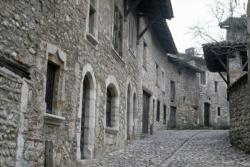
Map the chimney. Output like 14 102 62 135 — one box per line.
185 47 195 56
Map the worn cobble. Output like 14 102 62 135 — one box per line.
87 130 250 167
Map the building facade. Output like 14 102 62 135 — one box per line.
0 0 177 166
0 0 230 166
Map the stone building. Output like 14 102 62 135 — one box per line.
203 7 250 152
0 0 179 166
174 49 229 129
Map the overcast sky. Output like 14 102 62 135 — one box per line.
168 0 247 53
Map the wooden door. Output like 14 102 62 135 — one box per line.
163 105 167 124
142 92 150 134
170 106 176 128
204 103 210 127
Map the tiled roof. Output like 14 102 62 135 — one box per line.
138 0 178 54
167 54 203 73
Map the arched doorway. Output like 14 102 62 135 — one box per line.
127 84 132 139
80 73 94 159
132 92 137 136
77 64 96 160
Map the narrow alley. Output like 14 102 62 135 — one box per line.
86 130 250 167
1 0 250 166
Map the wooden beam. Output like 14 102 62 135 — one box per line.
218 72 228 85
137 14 160 40
125 0 142 17
226 54 230 86
214 53 228 72
242 61 248 71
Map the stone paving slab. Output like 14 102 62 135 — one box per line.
86 130 250 167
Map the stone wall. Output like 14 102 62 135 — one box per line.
229 74 250 153
139 25 201 130
0 69 22 167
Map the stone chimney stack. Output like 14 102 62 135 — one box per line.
185 47 195 56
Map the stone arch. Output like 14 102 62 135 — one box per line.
77 64 96 160
105 76 120 129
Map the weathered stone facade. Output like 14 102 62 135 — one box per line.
175 51 229 129
197 63 230 128
0 0 230 166
229 74 250 153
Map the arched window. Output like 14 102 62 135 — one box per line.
106 87 112 127
106 84 118 128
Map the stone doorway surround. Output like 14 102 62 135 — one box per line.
76 64 96 160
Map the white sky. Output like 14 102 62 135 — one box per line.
168 0 247 53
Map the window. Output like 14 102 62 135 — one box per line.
152 99 155 116
163 105 167 124
156 100 160 122
170 81 175 102
113 5 123 56
142 41 147 68
156 64 159 86
162 71 165 91
105 83 119 128
45 61 59 114
200 72 206 85
214 81 218 92
106 88 112 127
217 107 221 116
88 0 97 36
129 13 137 54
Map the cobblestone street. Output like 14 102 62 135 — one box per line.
87 130 250 167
